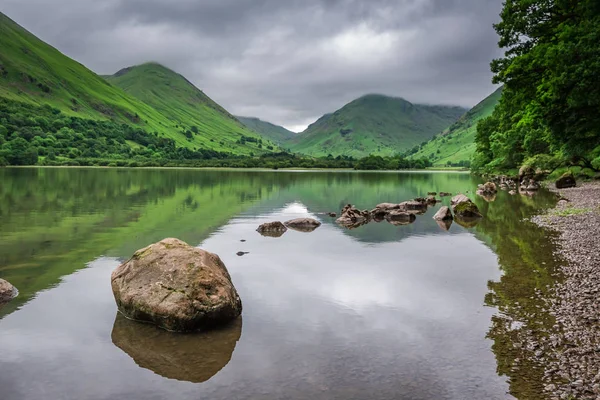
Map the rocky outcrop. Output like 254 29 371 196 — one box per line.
111 238 242 332
519 165 535 181
0 278 16 305
384 210 416 225
112 313 241 383
451 194 482 219
284 218 321 232
556 172 576 189
257 221 288 237
336 204 371 228
433 206 453 221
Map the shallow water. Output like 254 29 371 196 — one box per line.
0 168 558 400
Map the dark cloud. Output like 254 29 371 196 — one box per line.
2 0 504 131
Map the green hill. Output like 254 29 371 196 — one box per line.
287 94 466 158
0 12 270 160
105 63 276 153
235 116 296 144
408 87 502 167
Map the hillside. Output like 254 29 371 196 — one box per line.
287 94 466 158
235 116 296 144
105 63 276 153
0 12 270 159
409 87 502 167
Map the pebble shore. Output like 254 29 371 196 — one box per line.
532 182 600 399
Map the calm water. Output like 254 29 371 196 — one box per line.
0 168 559 400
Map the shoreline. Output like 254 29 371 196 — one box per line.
531 181 600 399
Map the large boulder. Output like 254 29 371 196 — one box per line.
433 206 453 221
0 278 16 305
112 313 242 383
451 194 482 219
111 238 242 332
556 172 576 189
284 218 321 232
336 204 371 228
257 221 287 237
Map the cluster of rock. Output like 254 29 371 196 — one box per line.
111 238 242 333
0 278 17 308
335 194 482 231
256 218 322 237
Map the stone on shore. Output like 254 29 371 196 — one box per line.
433 206 453 221
0 278 16 305
451 194 482 219
284 218 321 232
256 221 288 237
556 172 576 189
111 238 242 332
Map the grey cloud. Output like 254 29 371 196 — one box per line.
2 0 504 131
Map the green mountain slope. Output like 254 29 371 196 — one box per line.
287 94 466 158
0 12 269 156
409 87 502 166
105 63 276 153
235 116 296 144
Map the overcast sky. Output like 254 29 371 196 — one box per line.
3 0 503 132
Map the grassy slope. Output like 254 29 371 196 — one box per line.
0 13 269 155
235 116 296 144
288 94 466 158
410 87 502 166
105 63 277 154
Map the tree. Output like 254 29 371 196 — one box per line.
474 0 600 172
3 137 38 165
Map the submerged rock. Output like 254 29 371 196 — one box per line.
454 216 481 229
556 172 576 189
328 212 337 218
384 210 416 225
284 218 321 232
112 313 241 383
111 238 242 332
236 251 249 256
256 221 287 237
433 206 453 221
426 195 438 205
451 194 483 219
435 219 453 231
439 192 452 197
0 278 17 305
427 192 437 196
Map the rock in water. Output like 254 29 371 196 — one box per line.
451 194 483 218
336 204 371 228
435 219 453 231
433 206 453 221
385 210 416 225
256 221 287 237
0 278 16 305
284 218 321 232
556 172 576 189
111 238 242 332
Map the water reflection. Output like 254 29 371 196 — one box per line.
112 314 242 383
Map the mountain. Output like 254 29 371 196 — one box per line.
105 63 276 153
287 94 466 158
0 12 270 159
235 116 295 144
408 87 502 167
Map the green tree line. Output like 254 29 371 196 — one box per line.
473 0 600 174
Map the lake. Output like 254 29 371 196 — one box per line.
0 168 559 400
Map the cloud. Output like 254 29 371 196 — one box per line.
2 0 504 131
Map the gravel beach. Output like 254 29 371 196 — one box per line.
532 181 600 399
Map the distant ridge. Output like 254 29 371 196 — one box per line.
287 94 466 158
236 116 296 145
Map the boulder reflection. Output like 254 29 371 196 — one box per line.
111 313 242 383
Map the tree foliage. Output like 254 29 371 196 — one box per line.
474 0 600 172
